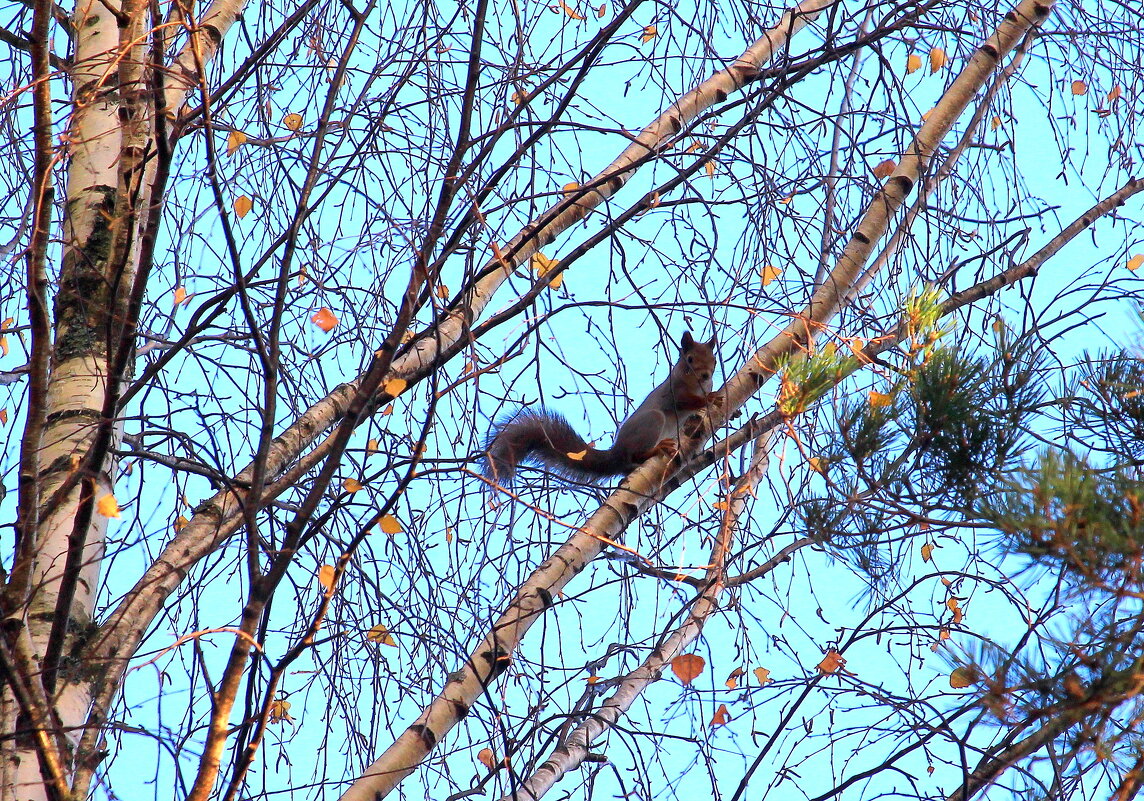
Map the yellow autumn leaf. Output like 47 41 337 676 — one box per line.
173 514 190 533
173 286 188 306
379 514 403 534
436 283 449 299
759 265 782 286
725 667 745 689
561 182 580 198
566 449 587 461
1108 85 1122 102
753 667 773 685
311 307 338 332
1071 80 1088 96
704 160 715 177
343 478 363 493
990 115 1002 131
921 108 935 121
283 112 303 131
869 390 893 408
1127 254 1143 272
268 696 293 723
366 623 397 645
808 456 826 474
510 89 526 105
367 438 380 453
0 336 7 357
226 129 247 155
531 252 558 276
921 542 935 562
596 3 606 17
947 597 964 623
383 377 407 397
640 24 657 43
949 665 978 688
317 564 336 591
233 195 253 218
906 54 922 75
96 493 121 518
929 47 947 73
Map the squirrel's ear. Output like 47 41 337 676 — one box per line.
704 335 717 350
680 331 695 350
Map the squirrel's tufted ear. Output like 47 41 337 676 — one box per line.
704 334 717 350
680 331 695 350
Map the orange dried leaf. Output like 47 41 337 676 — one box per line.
990 115 1002 131
343 478 363 493
435 283 449 299
561 182 581 198
559 0 585 19
510 89 526 105
929 47 947 73
283 113 303 131
383 377 407 397
173 286 188 306
816 650 845 674
597 3 606 17
906 54 922 75
379 514 403 534
1108 85 1122 102
0 336 7 358
311 307 338 332
366 623 397 645
711 703 731 726
367 438 380 453
759 265 782 286
640 24 657 43
173 514 190 533
1127 254 1143 272
1071 80 1088 96
704 159 716 177
566 449 587 461
671 653 705 685
477 748 495 769
808 456 826 474
226 129 247 155
97 493 121 518
872 158 896 179
725 667 744 689
753 667 773 685
233 195 253 218
921 542 935 562
317 564 337 591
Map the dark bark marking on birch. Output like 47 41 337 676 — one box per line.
408 723 436 749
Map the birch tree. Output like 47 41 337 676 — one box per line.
1 0 1142 799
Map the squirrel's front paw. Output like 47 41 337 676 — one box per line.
706 391 724 408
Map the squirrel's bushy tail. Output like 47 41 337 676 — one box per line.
482 407 627 485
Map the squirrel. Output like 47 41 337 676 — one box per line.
483 331 718 484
